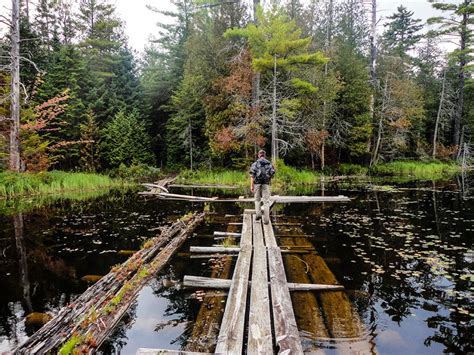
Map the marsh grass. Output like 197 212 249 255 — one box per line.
371 161 460 179
0 171 128 198
178 160 321 189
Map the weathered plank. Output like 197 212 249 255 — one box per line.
136 348 211 355
183 275 231 289
248 217 273 353
213 231 242 237
190 246 240 253
215 212 253 354
183 275 344 292
263 221 304 353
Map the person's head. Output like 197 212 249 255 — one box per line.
258 150 266 158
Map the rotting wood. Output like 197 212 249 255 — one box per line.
215 212 252 354
16 212 205 354
248 216 272 353
263 221 304 353
169 183 238 189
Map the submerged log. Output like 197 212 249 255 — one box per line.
16 212 205 354
280 237 329 339
184 223 239 352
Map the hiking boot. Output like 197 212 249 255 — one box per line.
263 206 270 224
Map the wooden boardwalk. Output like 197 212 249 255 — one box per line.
139 209 345 355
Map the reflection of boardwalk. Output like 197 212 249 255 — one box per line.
139 209 354 354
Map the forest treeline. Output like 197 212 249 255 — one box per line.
0 0 472 173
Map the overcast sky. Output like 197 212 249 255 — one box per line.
0 0 455 52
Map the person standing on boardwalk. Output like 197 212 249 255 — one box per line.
250 150 275 224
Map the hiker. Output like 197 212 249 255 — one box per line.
250 150 275 224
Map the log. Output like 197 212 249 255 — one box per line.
169 184 238 189
190 246 240 253
262 221 303 353
17 213 205 354
215 212 252 354
136 349 211 355
213 231 241 237
248 217 272 353
183 276 343 292
280 236 329 340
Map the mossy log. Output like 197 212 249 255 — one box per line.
16 212 205 354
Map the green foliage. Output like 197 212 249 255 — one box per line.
101 111 153 168
339 163 369 176
371 160 461 178
80 110 100 172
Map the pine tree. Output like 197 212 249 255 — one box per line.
382 6 423 62
101 110 153 168
225 5 328 162
80 110 100 172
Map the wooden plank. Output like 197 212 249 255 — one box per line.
183 276 344 292
215 212 252 354
248 217 273 353
183 275 231 289
213 231 242 237
190 246 240 253
136 349 211 355
263 221 303 354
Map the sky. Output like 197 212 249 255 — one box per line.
0 0 455 52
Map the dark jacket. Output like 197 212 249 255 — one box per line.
250 158 275 184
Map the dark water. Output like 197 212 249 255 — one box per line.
0 179 473 354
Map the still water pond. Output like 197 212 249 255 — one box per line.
0 178 472 354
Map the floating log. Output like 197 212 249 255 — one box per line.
17 213 205 354
169 183 238 189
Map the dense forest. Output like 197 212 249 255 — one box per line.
0 0 472 173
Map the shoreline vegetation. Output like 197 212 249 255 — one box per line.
177 160 463 187
0 160 463 201
0 171 128 199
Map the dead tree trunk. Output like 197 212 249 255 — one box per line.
368 0 377 155
453 1 468 149
433 69 446 159
371 73 388 166
271 54 278 164
9 0 21 172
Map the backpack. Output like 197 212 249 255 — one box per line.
254 159 275 184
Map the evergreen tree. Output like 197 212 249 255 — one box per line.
101 111 153 168
382 6 423 62
80 110 100 172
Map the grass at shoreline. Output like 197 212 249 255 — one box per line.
178 160 462 187
0 171 128 199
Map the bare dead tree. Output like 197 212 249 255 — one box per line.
10 0 21 171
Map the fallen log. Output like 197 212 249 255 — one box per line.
16 212 205 354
